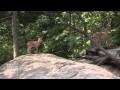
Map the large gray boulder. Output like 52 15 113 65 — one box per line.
0 54 119 79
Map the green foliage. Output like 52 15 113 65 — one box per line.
0 17 12 65
109 28 120 47
1 11 120 65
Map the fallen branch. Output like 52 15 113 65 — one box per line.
97 56 109 66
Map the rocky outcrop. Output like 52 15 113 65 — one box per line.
0 54 119 79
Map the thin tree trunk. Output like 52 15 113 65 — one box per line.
12 11 19 59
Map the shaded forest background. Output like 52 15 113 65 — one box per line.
0 11 120 65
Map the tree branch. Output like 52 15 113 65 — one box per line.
61 21 120 64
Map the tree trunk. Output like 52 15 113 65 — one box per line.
12 11 19 59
